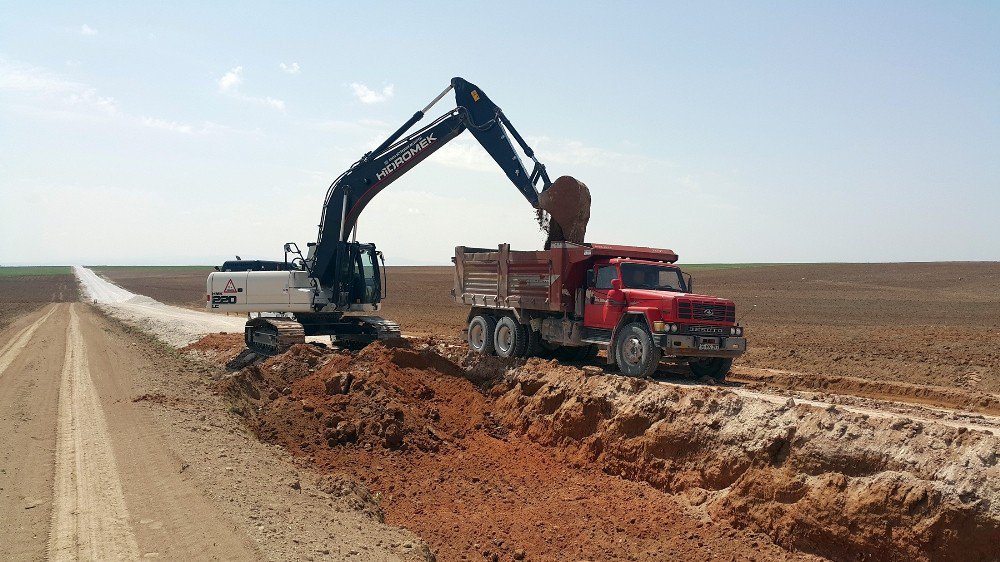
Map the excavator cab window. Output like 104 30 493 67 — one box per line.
334 242 382 306
357 246 381 305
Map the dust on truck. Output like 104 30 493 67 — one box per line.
453 242 746 379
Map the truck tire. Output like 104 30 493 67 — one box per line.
468 315 497 355
494 316 528 359
689 357 733 382
557 344 597 362
524 328 543 358
613 322 661 378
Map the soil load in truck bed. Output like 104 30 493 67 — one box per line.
539 176 591 246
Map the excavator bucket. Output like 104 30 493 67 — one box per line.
539 176 591 247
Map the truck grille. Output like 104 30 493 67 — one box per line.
678 299 735 322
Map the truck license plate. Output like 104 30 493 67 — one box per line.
698 343 720 351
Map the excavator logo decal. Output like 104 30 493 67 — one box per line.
471 90 480 102
375 134 437 182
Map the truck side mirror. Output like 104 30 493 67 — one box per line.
611 278 623 290
685 273 694 292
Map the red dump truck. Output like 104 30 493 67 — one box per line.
452 242 746 379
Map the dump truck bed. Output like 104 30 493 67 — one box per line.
453 242 679 314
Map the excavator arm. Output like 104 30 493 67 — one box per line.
310 77 552 288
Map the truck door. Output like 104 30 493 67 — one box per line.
584 265 624 330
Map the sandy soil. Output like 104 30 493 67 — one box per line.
90 266 213 310
0 303 430 561
0 273 78 332
76 266 247 347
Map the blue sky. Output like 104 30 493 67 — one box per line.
1 2 998 265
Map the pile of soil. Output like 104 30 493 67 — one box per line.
216 340 497 456
203 334 1000 561
538 175 591 246
209 338 806 561
182 332 247 363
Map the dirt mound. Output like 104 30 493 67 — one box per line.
206 336 806 561
182 332 245 362
217 340 488 454
200 333 1000 561
539 175 591 246
492 360 1000 561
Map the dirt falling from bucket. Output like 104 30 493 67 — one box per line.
538 176 591 247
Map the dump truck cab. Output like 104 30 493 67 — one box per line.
583 258 746 370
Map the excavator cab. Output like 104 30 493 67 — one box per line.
332 242 382 308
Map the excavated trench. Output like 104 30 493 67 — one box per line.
188 335 1000 562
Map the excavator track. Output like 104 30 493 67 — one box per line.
355 316 402 341
244 317 306 356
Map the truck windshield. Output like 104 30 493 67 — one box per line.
620 263 686 292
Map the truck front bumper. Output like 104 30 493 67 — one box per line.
653 333 746 358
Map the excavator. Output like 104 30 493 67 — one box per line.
206 77 586 356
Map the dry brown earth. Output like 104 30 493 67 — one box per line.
93 262 1000 400
0 273 78 331
0 302 430 561
194 334 817 561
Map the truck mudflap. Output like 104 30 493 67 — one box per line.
654 333 746 358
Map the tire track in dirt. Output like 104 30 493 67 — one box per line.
0 305 59 376
47 304 140 561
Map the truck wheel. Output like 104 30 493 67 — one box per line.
613 322 661 378
494 316 528 359
524 328 543 358
689 357 733 382
557 344 597 362
468 315 497 355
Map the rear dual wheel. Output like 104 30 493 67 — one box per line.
494 316 528 359
468 315 497 355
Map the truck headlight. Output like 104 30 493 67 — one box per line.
670 323 679 333
653 321 666 332
736 327 743 336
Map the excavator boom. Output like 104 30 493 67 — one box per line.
311 77 551 288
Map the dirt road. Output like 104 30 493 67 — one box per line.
0 303 259 560
0 303 427 561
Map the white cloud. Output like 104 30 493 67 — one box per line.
279 62 300 75
140 116 193 134
217 65 285 112
80 24 98 36
264 97 285 111
350 82 394 104
0 58 118 116
217 66 243 92
0 58 255 137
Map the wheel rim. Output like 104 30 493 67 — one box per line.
469 322 484 350
622 335 644 366
497 325 512 354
